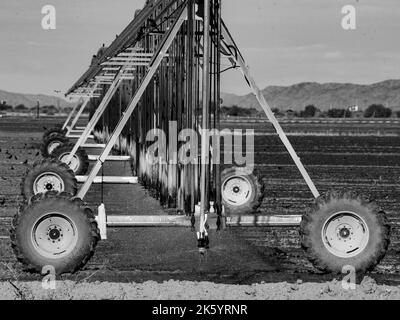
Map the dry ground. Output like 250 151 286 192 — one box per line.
1 116 400 300
0 276 399 300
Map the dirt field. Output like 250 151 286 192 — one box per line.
1 116 400 299
1 276 399 300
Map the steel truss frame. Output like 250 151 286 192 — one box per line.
63 82 102 136
60 0 320 246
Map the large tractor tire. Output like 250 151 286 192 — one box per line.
11 191 100 275
300 190 390 274
21 159 77 200
51 143 89 175
221 166 265 215
41 133 69 157
43 127 67 142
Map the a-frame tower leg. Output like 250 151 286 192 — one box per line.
220 21 320 199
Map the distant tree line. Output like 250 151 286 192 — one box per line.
0 102 64 115
364 104 392 118
291 104 395 118
220 105 260 117
220 103 400 119
2 100 400 119
0 102 13 111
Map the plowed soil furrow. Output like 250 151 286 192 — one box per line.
1 117 399 284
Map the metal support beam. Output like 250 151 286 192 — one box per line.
226 215 302 227
61 100 80 130
76 176 138 184
221 21 320 199
67 134 95 139
69 129 86 133
65 70 125 164
198 0 211 244
103 214 301 228
67 98 91 135
87 155 131 161
82 143 106 148
107 215 192 227
77 4 188 199
66 82 102 135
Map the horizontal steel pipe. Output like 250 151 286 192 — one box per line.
103 214 302 228
76 176 138 184
226 215 302 227
88 155 131 161
82 143 106 148
106 215 192 227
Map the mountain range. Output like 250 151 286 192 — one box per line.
1 79 400 112
221 79 400 112
0 89 75 109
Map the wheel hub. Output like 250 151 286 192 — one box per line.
322 211 369 258
48 141 61 154
33 172 65 195
45 182 54 190
222 175 252 206
48 226 62 241
338 225 351 239
59 152 80 173
32 214 78 258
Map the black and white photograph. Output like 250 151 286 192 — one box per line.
0 0 400 306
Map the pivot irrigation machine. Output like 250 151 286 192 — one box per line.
12 0 390 275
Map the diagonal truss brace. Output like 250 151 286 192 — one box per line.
221 21 320 199
66 82 100 135
61 100 81 131
66 98 90 135
77 3 188 199
65 69 125 164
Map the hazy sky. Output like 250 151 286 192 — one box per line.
0 0 399 97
